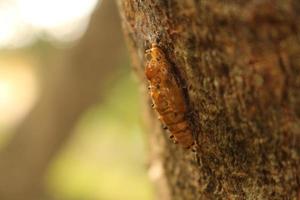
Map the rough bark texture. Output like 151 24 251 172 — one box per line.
117 0 300 199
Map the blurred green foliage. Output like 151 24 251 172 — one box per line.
46 73 153 200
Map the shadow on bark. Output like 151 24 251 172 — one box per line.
117 0 300 199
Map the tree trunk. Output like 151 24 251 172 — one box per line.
117 0 300 199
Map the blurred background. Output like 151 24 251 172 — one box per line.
0 0 154 199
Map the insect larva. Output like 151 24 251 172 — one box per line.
145 43 194 148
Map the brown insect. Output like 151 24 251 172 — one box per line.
145 43 194 148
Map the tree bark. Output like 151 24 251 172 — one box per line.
117 0 300 199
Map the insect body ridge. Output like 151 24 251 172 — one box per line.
145 43 194 149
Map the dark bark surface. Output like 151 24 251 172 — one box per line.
117 0 300 199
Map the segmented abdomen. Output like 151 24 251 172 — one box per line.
146 44 194 148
